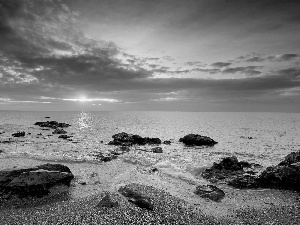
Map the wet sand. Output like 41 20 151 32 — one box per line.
0 157 300 224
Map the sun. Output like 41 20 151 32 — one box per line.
79 97 87 102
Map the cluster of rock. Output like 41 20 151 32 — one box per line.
201 150 300 192
108 132 161 146
179 134 218 146
12 131 25 137
0 164 74 198
34 121 71 129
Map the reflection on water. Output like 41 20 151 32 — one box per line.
77 112 91 130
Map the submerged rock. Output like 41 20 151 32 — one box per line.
53 128 67 134
0 164 74 198
118 185 153 210
163 140 171 145
194 184 225 202
179 134 217 146
12 131 25 137
108 132 161 146
58 135 72 139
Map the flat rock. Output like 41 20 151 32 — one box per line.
194 184 225 202
118 185 154 210
0 164 74 198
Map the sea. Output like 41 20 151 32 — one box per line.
0 111 300 172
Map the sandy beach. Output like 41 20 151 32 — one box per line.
1 156 300 224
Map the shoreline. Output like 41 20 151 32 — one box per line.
1 156 300 224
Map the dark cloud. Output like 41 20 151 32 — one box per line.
267 54 300 62
192 68 220 74
222 66 262 76
237 54 300 63
211 62 232 68
245 57 265 62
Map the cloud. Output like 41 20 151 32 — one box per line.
245 56 265 62
63 98 119 103
222 66 262 76
267 54 300 62
211 62 232 68
237 54 300 63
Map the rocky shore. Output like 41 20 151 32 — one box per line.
1 127 300 224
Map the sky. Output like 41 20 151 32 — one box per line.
0 0 300 112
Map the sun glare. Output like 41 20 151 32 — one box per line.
79 97 87 102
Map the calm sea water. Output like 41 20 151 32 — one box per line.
0 111 299 171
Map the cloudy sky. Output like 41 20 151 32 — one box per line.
0 0 300 112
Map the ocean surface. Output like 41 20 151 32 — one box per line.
0 111 300 172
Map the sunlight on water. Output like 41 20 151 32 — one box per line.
77 112 91 130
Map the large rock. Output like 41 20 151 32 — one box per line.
278 151 300 166
179 134 217 146
202 156 260 187
194 184 225 202
34 121 70 129
257 165 300 191
118 185 154 210
53 128 67 134
0 164 74 198
108 132 161 146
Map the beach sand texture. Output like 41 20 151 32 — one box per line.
1 157 300 225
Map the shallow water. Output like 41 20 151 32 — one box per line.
0 111 299 172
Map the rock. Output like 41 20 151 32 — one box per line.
202 156 259 183
45 117 50 118
149 167 158 173
53 128 67 134
254 150 300 192
97 193 119 208
194 185 225 202
151 147 163 153
12 131 25 137
108 132 161 146
0 164 74 198
34 121 70 129
179 134 217 146
278 150 300 166
257 165 300 191
94 153 118 162
58 135 72 139
163 140 171 145
118 186 153 210
228 175 259 189
37 163 72 173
